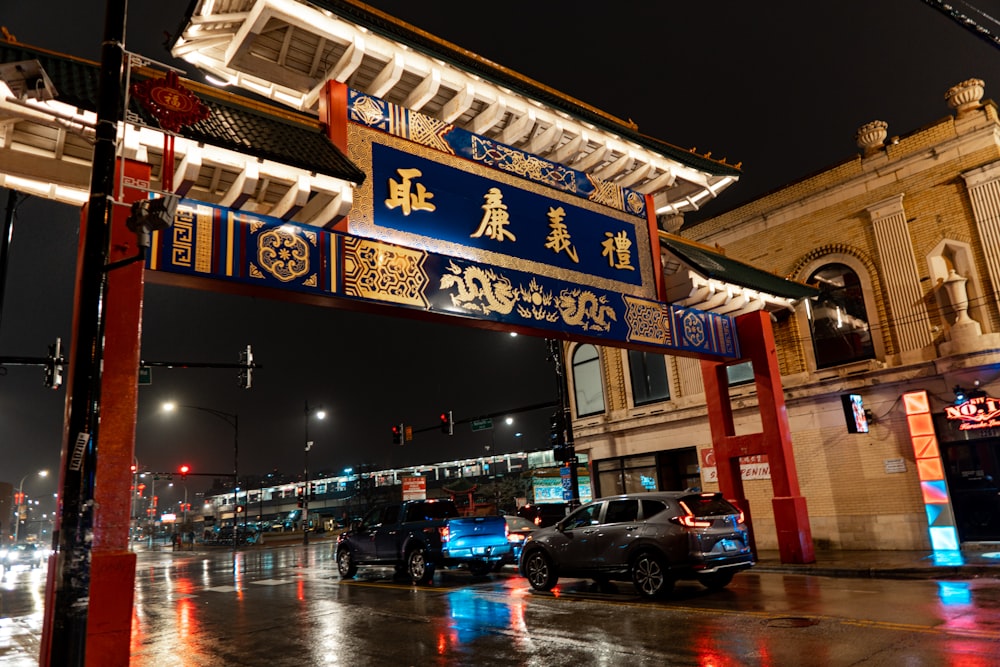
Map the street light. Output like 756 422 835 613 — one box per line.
303 401 326 545
13 469 49 543
163 401 239 552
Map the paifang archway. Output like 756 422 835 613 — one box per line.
1 16 813 666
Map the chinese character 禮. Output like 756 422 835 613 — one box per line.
601 230 634 271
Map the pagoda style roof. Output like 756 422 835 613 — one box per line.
0 40 363 222
171 0 739 217
660 233 818 315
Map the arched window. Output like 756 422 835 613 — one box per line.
627 350 670 406
808 263 876 368
572 344 605 417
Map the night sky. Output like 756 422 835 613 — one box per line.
3 1 1000 508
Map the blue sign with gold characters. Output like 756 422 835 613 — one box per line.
372 143 643 287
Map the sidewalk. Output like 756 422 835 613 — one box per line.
753 545 1000 580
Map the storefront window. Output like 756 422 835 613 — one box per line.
628 350 670 406
807 263 875 368
596 455 658 496
572 344 605 417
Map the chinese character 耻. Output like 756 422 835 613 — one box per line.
601 230 634 270
385 167 436 216
543 206 578 263
471 187 516 242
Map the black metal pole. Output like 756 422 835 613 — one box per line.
0 189 18 333
233 414 239 555
47 3 127 663
303 400 310 546
547 339 580 508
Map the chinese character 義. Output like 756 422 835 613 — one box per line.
385 167 436 216
471 187 516 242
543 206 578 263
601 230 634 270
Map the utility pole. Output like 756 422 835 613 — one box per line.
42 2 127 663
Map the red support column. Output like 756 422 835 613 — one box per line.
86 159 149 665
700 310 814 564
319 79 350 233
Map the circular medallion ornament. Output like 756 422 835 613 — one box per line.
258 228 310 282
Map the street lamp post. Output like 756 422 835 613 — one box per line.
303 401 326 545
13 470 48 543
163 402 239 553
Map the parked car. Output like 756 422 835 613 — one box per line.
493 515 539 570
518 491 754 598
336 499 511 583
516 502 569 527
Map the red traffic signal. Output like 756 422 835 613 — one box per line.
392 422 404 445
179 464 191 478
440 410 454 436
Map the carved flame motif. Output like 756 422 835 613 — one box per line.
257 228 310 282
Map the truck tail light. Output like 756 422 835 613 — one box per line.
438 525 450 543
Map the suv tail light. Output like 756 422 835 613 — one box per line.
673 515 712 528
438 525 450 543
673 500 712 528
736 509 745 525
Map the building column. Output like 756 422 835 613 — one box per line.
867 194 935 362
961 161 1000 316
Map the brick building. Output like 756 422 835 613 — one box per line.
571 78 1000 551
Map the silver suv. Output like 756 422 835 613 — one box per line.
518 491 753 598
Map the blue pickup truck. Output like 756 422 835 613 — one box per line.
336 499 510 583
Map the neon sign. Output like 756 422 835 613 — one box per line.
945 395 1000 431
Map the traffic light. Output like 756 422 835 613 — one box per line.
550 411 566 459
296 486 305 508
440 410 454 436
44 338 63 389
392 422 404 445
238 344 253 389
236 505 245 514
179 464 190 478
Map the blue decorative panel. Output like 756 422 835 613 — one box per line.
149 200 740 360
347 88 647 219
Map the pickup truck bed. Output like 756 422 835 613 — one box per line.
336 500 511 583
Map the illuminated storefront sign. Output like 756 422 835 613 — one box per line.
945 395 1000 431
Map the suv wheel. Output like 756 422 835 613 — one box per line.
523 548 558 591
698 570 733 591
631 551 673 599
337 548 357 579
406 546 435 585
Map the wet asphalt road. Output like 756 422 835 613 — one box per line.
2 543 1000 666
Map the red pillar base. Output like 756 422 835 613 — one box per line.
772 496 815 564
84 551 137 667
